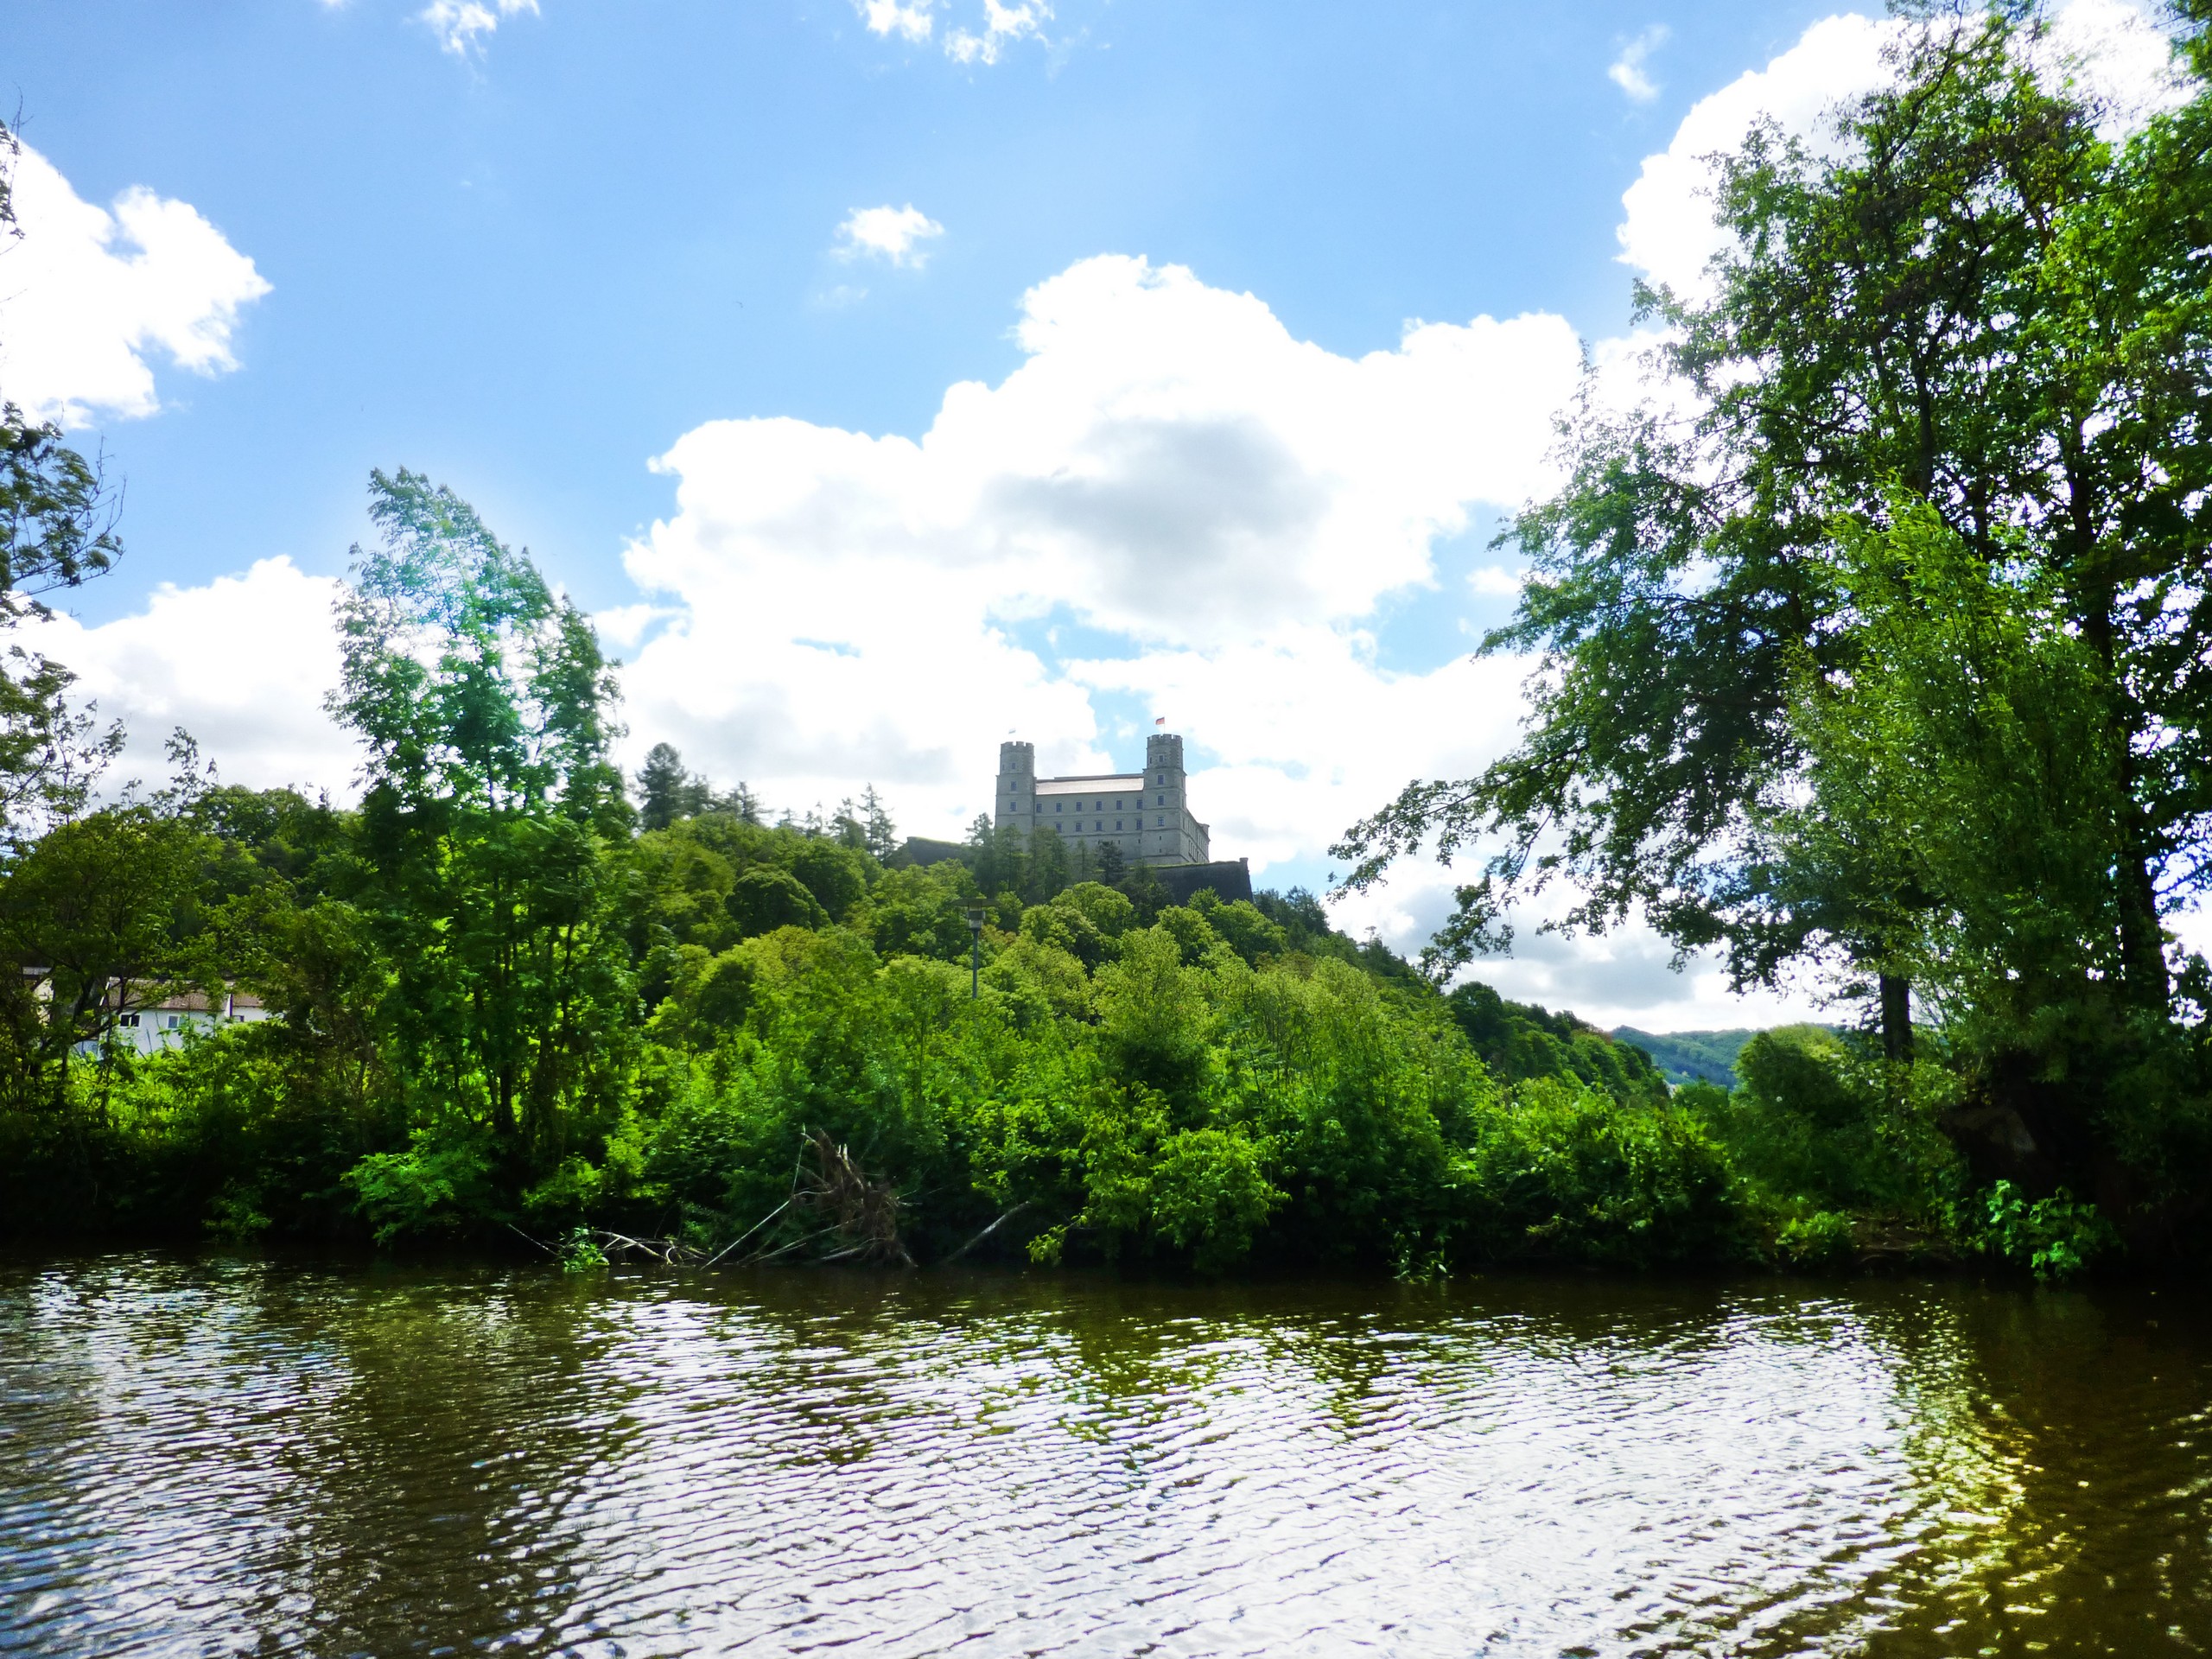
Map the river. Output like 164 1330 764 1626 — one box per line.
1 1252 2207 1656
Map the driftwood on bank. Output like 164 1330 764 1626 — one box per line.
520 1128 914 1269
777 1128 913 1267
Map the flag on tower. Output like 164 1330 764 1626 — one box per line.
1154 716 1166 728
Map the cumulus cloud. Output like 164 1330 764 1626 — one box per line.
1607 26 1670 103
856 0 935 43
833 205 946 269
615 254 1582 867
1616 13 1891 298
0 143 271 426
419 0 539 59
21 558 353 797
947 0 1050 65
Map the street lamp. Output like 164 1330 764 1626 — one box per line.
964 906 987 1001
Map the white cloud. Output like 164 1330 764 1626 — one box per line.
1607 26 1670 103
857 0 935 43
834 204 946 269
593 603 681 652
0 143 271 427
946 0 1049 65
21 558 353 797
1467 565 1524 597
419 0 538 59
1616 13 1891 299
617 253 1582 879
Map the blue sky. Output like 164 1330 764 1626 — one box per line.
3 0 2179 1026
14 0 1835 613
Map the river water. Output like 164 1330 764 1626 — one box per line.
1 1255 2208 1656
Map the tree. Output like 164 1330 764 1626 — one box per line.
831 796 868 853
634 742 709 831
714 780 765 825
328 469 633 1162
0 118 127 844
860 785 898 861
0 804 205 1110
1338 9 2212 1110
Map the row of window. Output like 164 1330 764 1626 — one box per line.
1039 817 1173 833
1003 795 1170 812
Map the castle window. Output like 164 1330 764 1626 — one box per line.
1115 820 1122 830
1155 817 1163 827
1055 803 1062 812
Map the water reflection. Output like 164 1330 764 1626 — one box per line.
2 1255 2207 1656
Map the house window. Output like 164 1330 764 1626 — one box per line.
1156 817 1164 827
1055 803 1063 813
1116 819 1122 830
119 1013 139 1028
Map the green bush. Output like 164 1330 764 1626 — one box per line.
1776 1210 1857 1269
1969 1180 2118 1281
1453 1080 1743 1267
342 1122 500 1244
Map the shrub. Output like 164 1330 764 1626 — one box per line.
1455 1080 1742 1267
1969 1179 2118 1281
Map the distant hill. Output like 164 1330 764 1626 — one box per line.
1446 982 1671 1107
1609 1027 1760 1088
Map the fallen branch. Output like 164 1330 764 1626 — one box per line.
945 1202 1033 1264
705 1197 791 1268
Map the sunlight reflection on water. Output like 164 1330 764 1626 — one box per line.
1 1255 2207 1656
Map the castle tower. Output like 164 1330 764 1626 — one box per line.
1144 732 1205 864
995 741 1034 834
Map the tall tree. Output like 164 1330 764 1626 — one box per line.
859 785 898 861
1336 7 2212 1173
635 741 709 831
329 469 633 1161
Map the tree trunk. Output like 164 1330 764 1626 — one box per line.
1880 972 1914 1065
2115 825 2168 1014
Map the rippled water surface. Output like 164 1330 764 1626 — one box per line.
3 1255 2210 1656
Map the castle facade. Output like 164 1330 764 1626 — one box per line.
994 732 1211 867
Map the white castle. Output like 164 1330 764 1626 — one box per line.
994 732 1211 867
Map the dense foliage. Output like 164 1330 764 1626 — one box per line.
1338 4 2212 1265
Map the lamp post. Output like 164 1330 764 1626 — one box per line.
965 906 986 1001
